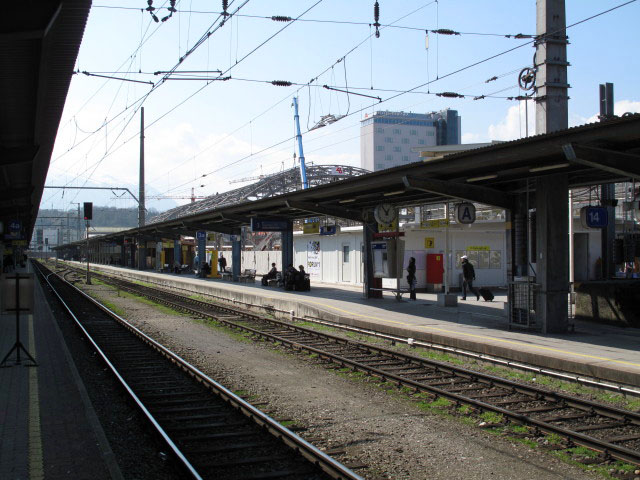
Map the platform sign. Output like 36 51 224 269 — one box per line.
456 202 476 224
580 206 608 229
320 225 339 236
196 231 207 240
251 217 289 232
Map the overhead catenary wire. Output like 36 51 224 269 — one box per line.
155 0 638 197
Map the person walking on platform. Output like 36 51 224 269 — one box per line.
406 257 417 300
218 255 227 274
461 255 479 301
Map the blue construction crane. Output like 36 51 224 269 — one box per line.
292 96 309 189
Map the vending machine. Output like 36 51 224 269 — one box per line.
371 239 404 278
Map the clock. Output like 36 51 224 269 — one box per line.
374 203 397 225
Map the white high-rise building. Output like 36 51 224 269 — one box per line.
360 109 461 171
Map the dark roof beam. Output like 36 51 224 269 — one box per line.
562 143 640 180
403 175 513 210
285 200 363 223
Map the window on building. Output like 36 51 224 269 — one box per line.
418 139 425 145
384 154 393 161
343 245 350 263
393 128 401 134
393 146 401 152
402 155 409 162
410 129 417 135
427 131 435 136
376 145 385 151
384 137 393 143
376 127 384 133
401 138 410 144
375 163 384 169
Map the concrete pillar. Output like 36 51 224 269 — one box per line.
280 222 294 273
535 0 568 134
232 231 242 281
536 174 569 332
120 243 126 266
363 220 378 299
601 183 616 279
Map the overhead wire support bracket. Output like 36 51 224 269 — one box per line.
323 85 381 102
79 71 154 85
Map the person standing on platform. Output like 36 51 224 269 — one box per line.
406 257 417 301
461 255 480 301
218 254 227 274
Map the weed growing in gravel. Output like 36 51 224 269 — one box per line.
545 433 565 446
118 291 191 317
479 411 504 424
508 424 529 434
550 449 634 478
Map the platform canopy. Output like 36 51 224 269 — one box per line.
58 113 640 245
0 1 91 243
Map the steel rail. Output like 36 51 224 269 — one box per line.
78 268 640 467
35 265 203 480
37 262 364 480
76 262 640 396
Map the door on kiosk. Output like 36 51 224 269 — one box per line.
426 254 444 284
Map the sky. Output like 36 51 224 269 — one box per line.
41 0 640 213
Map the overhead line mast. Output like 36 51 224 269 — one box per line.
292 96 309 189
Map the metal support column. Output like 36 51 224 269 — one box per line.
232 231 241 282
601 184 616 279
174 239 181 269
363 220 378 299
280 222 294 273
197 233 206 277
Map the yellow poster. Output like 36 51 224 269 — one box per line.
420 219 449 228
424 237 435 248
467 245 490 251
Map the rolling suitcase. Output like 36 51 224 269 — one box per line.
479 288 494 301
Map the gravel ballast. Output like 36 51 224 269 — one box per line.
80 281 599 480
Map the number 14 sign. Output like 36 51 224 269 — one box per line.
580 206 608 229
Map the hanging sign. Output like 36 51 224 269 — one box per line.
302 222 320 234
196 231 207 240
456 202 476 224
580 206 608 229
251 217 289 232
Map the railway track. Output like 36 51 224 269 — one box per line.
34 261 363 480
57 262 640 468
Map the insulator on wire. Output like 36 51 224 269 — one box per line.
373 2 380 38
222 0 229 16
432 28 460 36
436 92 464 98
271 80 293 87
473 95 485 101
271 16 292 22
485 76 498 83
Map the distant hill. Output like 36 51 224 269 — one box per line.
36 206 159 229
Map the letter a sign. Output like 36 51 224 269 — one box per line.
456 202 476 224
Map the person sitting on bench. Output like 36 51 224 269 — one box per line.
261 262 278 286
201 261 211 277
284 264 298 291
295 265 310 291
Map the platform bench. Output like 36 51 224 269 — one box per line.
239 269 256 283
220 270 233 281
369 287 410 301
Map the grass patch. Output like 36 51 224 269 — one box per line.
480 411 504 424
280 420 297 428
100 299 127 318
509 424 529 434
117 290 190 317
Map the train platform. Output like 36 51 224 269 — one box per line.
75 261 640 390
0 263 122 480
